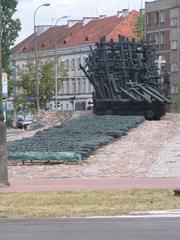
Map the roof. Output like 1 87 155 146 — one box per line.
11 10 139 55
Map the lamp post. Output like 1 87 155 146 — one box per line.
54 16 69 111
0 1 9 186
12 59 17 128
33 3 50 113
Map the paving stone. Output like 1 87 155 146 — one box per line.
7 113 180 180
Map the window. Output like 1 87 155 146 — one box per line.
71 58 75 71
66 103 69 110
160 32 165 45
171 17 177 27
59 79 65 94
77 58 81 70
66 82 70 94
155 33 159 45
171 63 178 72
22 64 25 69
147 13 151 25
72 80 76 93
16 64 21 75
160 11 165 23
65 59 69 70
155 12 159 24
171 85 178 95
88 81 92 93
57 102 60 108
78 80 81 93
17 64 20 71
147 34 152 43
147 34 156 44
83 79 86 93
171 40 177 50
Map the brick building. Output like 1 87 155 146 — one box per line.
11 10 139 111
145 0 180 112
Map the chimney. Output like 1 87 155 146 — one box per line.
122 9 129 17
82 17 98 25
99 15 106 19
117 11 122 18
68 20 82 28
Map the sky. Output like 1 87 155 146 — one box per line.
14 0 153 45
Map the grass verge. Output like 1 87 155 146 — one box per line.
0 189 180 218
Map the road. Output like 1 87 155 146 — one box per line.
0 216 180 240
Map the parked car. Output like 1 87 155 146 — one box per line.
16 118 32 130
16 113 33 130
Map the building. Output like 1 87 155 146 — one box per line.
145 0 180 112
11 10 139 111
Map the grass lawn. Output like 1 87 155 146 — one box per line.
0 189 180 218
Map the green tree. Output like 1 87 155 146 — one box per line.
135 14 145 40
16 62 36 112
1 0 21 73
7 79 15 96
16 61 55 111
57 60 68 90
58 61 68 78
39 61 55 109
0 0 9 186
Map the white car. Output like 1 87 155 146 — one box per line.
16 113 33 130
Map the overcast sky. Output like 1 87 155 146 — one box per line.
14 0 153 44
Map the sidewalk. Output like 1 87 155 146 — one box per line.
147 134 180 177
1 178 180 192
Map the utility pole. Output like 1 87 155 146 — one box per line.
0 0 9 186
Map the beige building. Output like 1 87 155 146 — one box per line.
11 10 139 111
146 0 180 112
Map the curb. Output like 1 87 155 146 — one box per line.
130 209 180 216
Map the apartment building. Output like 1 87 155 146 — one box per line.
11 10 139 111
145 0 180 112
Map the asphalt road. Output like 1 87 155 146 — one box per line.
0 216 180 240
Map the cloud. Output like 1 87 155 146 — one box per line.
53 0 78 7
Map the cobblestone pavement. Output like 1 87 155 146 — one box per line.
147 135 180 177
7 113 180 181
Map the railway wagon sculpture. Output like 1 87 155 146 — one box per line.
80 36 171 120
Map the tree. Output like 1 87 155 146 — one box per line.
0 0 9 186
16 60 56 112
134 14 145 40
1 0 21 73
16 61 36 112
39 61 55 109
7 78 15 97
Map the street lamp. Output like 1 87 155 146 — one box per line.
33 3 50 113
12 59 17 128
54 16 69 111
